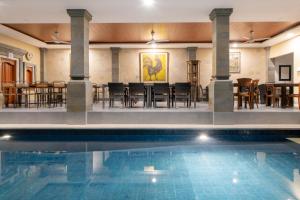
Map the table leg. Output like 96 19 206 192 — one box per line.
102 85 105 109
281 86 287 108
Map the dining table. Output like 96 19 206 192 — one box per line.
100 83 196 108
271 83 299 108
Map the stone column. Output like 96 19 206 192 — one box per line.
111 47 120 82
208 8 233 112
187 47 198 60
39 48 47 82
66 9 93 114
265 47 275 82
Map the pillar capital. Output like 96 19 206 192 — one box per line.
67 9 92 21
209 8 233 21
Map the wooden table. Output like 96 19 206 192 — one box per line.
101 83 195 108
272 83 299 108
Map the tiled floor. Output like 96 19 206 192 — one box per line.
0 102 299 113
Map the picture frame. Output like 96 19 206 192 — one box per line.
229 52 241 73
139 52 169 83
279 65 291 81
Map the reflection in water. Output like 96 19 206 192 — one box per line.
0 142 300 200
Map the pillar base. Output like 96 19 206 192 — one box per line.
209 80 233 112
67 80 93 112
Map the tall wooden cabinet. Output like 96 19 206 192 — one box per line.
187 60 200 103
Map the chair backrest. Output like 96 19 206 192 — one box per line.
36 82 48 88
175 82 191 94
265 83 276 94
16 82 29 88
129 83 145 95
252 79 259 91
153 83 170 94
108 82 124 94
237 78 252 92
53 81 65 88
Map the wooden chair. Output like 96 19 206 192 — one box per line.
237 78 252 109
108 82 126 108
128 83 146 108
2 82 16 108
288 83 300 109
265 84 280 107
174 82 191 108
153 83 170 108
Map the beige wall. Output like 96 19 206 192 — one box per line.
270 36 300 82
45 49 112 83
198 48 267 86
0 33 41 81
45 47 267 86
119 48 187 83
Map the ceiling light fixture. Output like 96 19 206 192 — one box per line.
232 43 238 48
286 32 295 39
142 0 155 7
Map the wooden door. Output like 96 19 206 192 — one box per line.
1 58 17 104
25 67 33 84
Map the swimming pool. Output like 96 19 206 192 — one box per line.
0 129 300 200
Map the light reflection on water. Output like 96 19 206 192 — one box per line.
0 141 299 200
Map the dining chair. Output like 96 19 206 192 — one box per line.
174 82 191 108
128 83 146 108
237 78 252 109
265 84 280 107
108 82 126 108
288 83 300 109
153 83 170 108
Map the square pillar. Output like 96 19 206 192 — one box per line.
187 47 198 60
66 9 93 114
111 47 120 82
39 48 47 82
209 8 233 112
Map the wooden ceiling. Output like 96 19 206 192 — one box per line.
3 22 299 44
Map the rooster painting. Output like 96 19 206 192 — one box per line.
141 53 168 82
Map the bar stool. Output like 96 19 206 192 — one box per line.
52 81 66 107
15 82 30 108
35 82 50 108
2 82 16 108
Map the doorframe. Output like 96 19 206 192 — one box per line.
0 55 19 83
23 62 36 83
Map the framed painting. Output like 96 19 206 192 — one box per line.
140 52 169 82
229 52 241 73
279 65 291 81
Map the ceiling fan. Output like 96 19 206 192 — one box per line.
243 30 270 43
45 31 70 44
146 30 169 46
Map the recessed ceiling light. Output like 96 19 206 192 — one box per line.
286 33 295 39
151 43 157 48
232 43 238 48
142 0 155 7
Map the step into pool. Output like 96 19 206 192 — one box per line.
0 129 299 200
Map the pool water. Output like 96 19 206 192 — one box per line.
0 132 300 200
